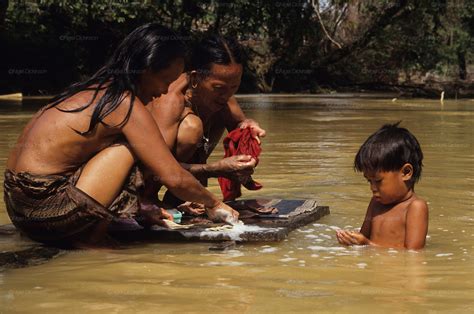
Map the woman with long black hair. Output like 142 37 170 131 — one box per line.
4 24 238 248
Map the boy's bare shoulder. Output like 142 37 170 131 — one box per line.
409 195 428 208
407 196 429 216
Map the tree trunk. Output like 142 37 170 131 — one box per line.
0 0 8 31
317 0 410 67
457 49 467 80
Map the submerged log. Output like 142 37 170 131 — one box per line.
0 245 64 269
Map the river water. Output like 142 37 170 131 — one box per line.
0 95 473 313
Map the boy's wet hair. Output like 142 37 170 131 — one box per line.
354 122 423 187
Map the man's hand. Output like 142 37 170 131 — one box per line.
177 201 206 216
336 230 370 246
211 155 256 179
239 119 266 144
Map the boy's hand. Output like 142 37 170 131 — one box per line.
336 230 369 246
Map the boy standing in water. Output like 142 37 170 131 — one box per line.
336 123 429 249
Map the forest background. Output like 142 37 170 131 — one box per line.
1 0 473 97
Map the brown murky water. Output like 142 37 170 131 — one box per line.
0 95 473 313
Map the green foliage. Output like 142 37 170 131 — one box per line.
0 0 472 94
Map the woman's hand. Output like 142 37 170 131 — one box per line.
138 203 174 227
336 230 370 246
211 155 256 179
206 202 240 225
239 119 266 144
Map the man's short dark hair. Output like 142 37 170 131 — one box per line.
354 122 424 187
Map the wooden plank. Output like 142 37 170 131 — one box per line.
110 199 330 243
0 199 330 268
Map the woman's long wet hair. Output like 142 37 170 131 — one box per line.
188 34 243 75
45 23 185 135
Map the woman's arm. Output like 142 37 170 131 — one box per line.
117 96 237 221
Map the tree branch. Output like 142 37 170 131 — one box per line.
311 0 342 49
331 4 348 38
317 0 410 67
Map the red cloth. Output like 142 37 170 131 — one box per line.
218 127 262 201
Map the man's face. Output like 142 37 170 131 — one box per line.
193 63 242 112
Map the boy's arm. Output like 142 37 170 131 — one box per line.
405 199 429 249
360 198 375 239
336 199 374 246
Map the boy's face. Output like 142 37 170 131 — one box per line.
364 164 413 205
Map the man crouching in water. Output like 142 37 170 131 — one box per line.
144 34 266 214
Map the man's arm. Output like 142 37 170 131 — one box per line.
148 93 184 150
147 74 189 149
405 199 429 249
175 113 203 162
222 96 266 141
222 96 247 130
181 155 256 180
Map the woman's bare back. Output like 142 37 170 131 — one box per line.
7 90 122 175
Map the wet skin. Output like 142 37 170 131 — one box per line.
336 164 429 250
144 63 266 210
6 57 238 245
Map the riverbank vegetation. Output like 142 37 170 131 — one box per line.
1 0 473 97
